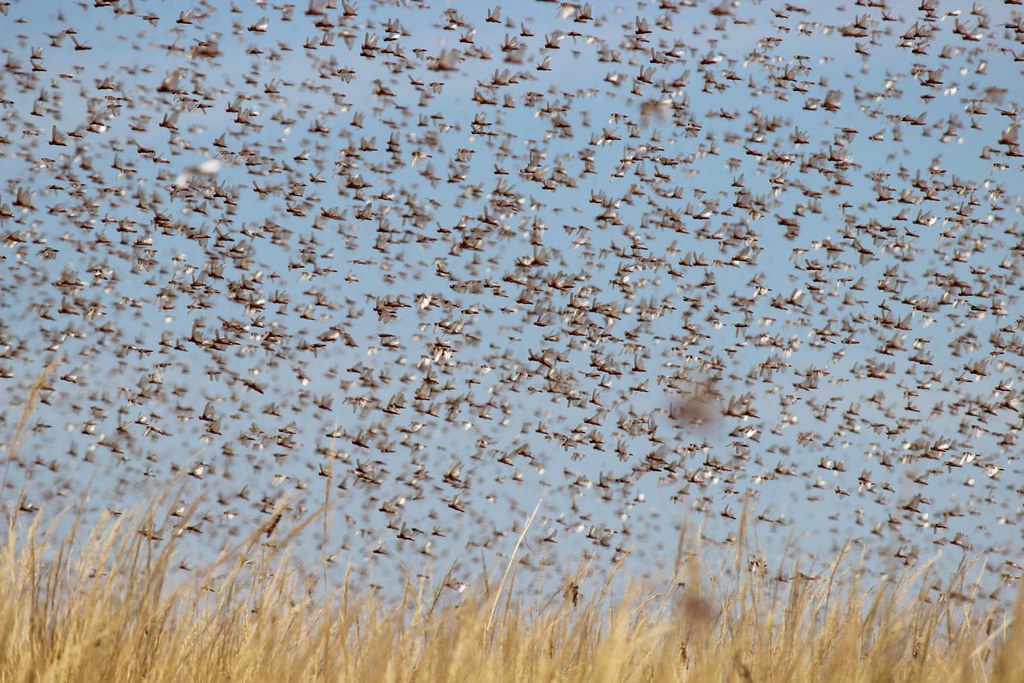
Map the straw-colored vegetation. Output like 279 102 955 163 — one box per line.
2 367 1020 681
0 492 1020 683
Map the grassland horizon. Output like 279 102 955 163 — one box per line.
1 481 1021 683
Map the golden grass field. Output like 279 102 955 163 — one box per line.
2 369 1022 682
1 488 1021 683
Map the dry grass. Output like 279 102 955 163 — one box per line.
0 492 1021 683
2 361 1020 682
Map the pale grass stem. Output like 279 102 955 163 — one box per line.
486 496 542 633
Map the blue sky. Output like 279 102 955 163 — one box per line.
2 0 1023 601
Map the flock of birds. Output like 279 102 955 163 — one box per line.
1 0 1023 600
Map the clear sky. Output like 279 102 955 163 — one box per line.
2 0 1023 602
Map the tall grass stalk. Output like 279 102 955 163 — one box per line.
0 490 1019 682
